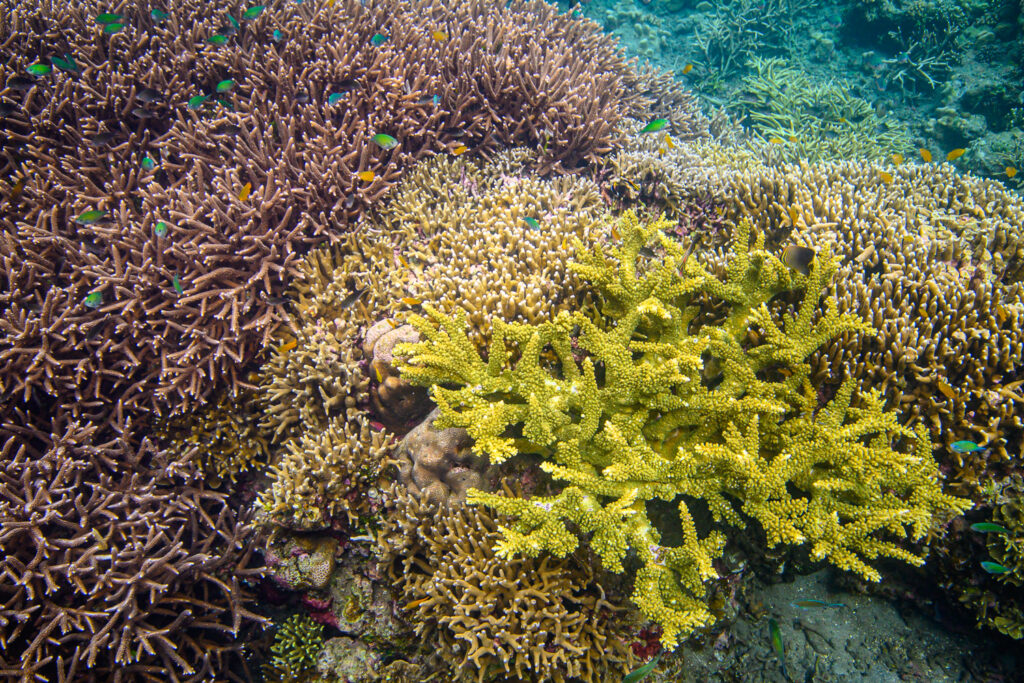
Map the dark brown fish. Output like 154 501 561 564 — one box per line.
212 122 242 135
335 78 359 91
136 87 164 103
339 287 367 309
131 107 159 119
88 131 119 147
782 245 815 275
6 76 36 91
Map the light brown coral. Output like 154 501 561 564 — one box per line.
363 319 431 428
378 485 636 683
389 407 490 505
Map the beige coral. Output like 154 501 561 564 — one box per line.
378 485 636 683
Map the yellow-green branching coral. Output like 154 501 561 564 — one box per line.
396 211 970 649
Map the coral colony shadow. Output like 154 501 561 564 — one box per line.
2 0 1023 682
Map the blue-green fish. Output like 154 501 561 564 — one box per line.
208 34 229 45
187 94 209 109
95 12 122 24
103 22 125 34
26 63 52 76
970 522 1011 534
622 654 661 683
151 9 169 21
227 14 240 29
173 274 184 295
950 440 984 454
272 29 283 42
242 5 265 19
769 618 786 677
216 79 235 93
84 292 103 308
141 155 157 171
639 118 668 134
791 600 844 609
523 217 540 230
327 93 344 105
370 33 388 46
980 561 1011 574
50 54 80 73
74 209 108 224
154 221 168 237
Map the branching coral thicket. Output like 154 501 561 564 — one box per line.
729 57 911 161
379 485 636 683
0 414 266 682
397 211 970 649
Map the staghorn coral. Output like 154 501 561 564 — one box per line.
152 387 271 485
728 56 911 162
378 485 636 683
0 413 266 682
396 211 970 649
259 412 390 530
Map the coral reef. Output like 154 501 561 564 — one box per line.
378 485 636 683
0 413 266 682
152 387 270 485
396 211 970 649
363 319 431 428
265 614 325 682
389 407 490 505
729 57 911 162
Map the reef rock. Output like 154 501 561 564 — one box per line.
391 408 490 505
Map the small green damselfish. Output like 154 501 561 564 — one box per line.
208 34 229 45
272 29 283 42
980 561 1011 574
970 522 1011 534
96 12 122 24
173 274 184 294
74 209 107 224
370 33 388 45
84 292 103 308
187 94 209 109
50 54 80 73
141 155 157 171
151 9 170 21
216 79 235 93
639 118 668 134
103 22 125 34
242 5 266 19
523 217 540 230
154 221 168 237
371 133 399 149
950 440 985 454
622 654 661 683
26 63 52 76
327 93 344 105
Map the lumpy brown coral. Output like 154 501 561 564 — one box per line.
378 485 636 683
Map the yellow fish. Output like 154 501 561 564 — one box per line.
431 30 447 41
839 117 847 123
400 296 421 306
682 63 693 74
996 304 1007 324
374 364 384 382
946 148 965 161
788 205 799 226
397 253 409 268
452 144 468 156
278 339 297 353
787 135 797 143
891 153 903 164
879 171 894 184
768 137 784 144
1006 166 1018 178
663 133 675 149
356 170 376 181
919 148 932 162
936 380 956 400
611 224 620 240
238 182 252 201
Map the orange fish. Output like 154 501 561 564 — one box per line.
238 182 252 201
787 135 797 143
431 30 447 42
946 148 965 161
356 170 375 181
879 171 893 184
400 296 421 306
397 253 409 268
891 153 903 164
1006 166 1018 178
788 205 799 226
452 144 468 156
919 148 932 162
682 63 693 74
936 380 956 400
768 137 784 144
278 339 297 353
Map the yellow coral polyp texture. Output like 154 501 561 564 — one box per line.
397 210 970 649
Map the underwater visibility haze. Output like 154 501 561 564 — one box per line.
1 0 1023 681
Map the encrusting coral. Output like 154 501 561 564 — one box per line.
265 614 326 682
378 484 636 683
396 211 970 649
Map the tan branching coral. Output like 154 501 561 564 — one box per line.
378 485 636 683
0 414 266 682
259 413 390 530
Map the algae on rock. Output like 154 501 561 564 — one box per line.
397 211 969 649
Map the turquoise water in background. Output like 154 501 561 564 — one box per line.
561 0 1023 187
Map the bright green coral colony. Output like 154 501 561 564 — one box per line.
397 211 970 649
